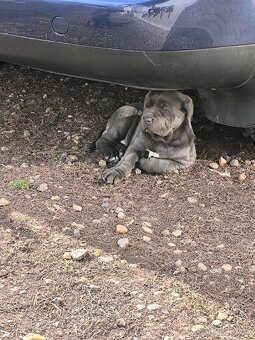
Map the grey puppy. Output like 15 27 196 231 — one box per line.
94 90 196 184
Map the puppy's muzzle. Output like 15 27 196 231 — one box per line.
143 113 156 126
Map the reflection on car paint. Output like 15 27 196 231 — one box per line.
0 0 255 51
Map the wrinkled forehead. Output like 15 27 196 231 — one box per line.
144 91 182 108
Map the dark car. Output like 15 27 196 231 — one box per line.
1 0 255 129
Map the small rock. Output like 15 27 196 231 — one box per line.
173 249 182 255
245 160 251 165
51 196 60 201
143 236 151 243
217 310 229 321
115 207 124 213
198 316 208 324
117 212 125 219
99 160 107 167
71 248 87 261
45 107 53 114
219 157 227 166
23 130 31 138
101 202 111 209
210 268 223 274
37 183 48 192
209 162 219 170
159 192 169 198
20 163 29 168
191 324 204 332
147 304 161 311
0 198 10 207
117 238 129 249
239 173 247 181
168 242 176 247
92 219 100 224
187 197 198 204
53 297 63 306
98 255 114 263
116 224 128 234
215 169 231 177
230 159 239 167
249 266 255 273
63 252 72 260
216 244 225 249
135 168 142 175
222 264 232 272
73 204 82 212
43 94 47 99
212 319 222 327
175 259 182 267
137 304 146 310
116 318 126 328
199 203 206 208
142 222 152 228
23 334 46 340
198 263 207 271
67 155 78 163
1 146 9 152
142 226 153 234
161 229 170 236
172 229 182 237
73 229 81 238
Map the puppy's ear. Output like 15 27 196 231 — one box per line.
182 95 194 129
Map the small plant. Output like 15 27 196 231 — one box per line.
10 179 30 190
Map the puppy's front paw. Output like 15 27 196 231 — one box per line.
101 168 125 184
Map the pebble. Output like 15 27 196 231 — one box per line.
37 183 48 192
73 204 82 212
51 196 60 201
135 168 142 175
168 242 176 247
0 198 10 207
219 157 227 166
210 268 222 274
245 160 252 165
99 160 107 167
173 250 182 255
147 304 161 311
230 159 240 167
143 236 151 243
199 203 206 208
63 252 72 260
1 146 9 152
198 263 208 271
98 255 114 263
117 212 125 219
161 229 170 236
20 163 29 168
172 229 182 237
116 318 126 328
209 162 219 170
142 226 153 234
73 229 81 238
216 244 225 249
142 222 152 228
215 169 231 177
92 219 100 224
115 207 124 214
71 248 87 260
191 324 204 332
198 316 208 324
23 334 46 340
137 304 146 310
117 238 129 249
217 310 229 321
212 319 222 327
249 266 255 273
45 107 53 114
222 264 232 272
239 173 247 181
23 130 31 138
101 202 111 209
116 225 128 234
175 259 182 267
187 196 198 204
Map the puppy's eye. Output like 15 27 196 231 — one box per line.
162 106 169 112
180 104 187 113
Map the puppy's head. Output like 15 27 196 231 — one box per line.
142 90 193 139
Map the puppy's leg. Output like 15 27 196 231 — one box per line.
96 106 138 162
138 158 194 174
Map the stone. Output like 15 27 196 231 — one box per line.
99 160 107 167
20 163 29 168
209 162 219 170
249 266 255 273
98 255 114 263
219 157 227 166
115 207 124 213
187 197 198 204
73 229 81 238
191 324 204 332
101 202 111 209
51 196 60 201
135 168 142 175
222 264 232 272
116 318 126 328
0 198 10 207
239 173 247 181
173 250 182 255
230 159 240 167
45 107 53 113
212 319 222 327
198 316 208 324
71 248 87 260
63 252 72 260
198 263 207 271
175 259 182 267
168 243 176 247
23 334 46 340
172 229 182 237
215 169 231 177
117 212 125 219
137 304 146 310
245 160 252 165
143 236 151 243
142 226 153 234
116 225 128 234
147 304 161 311
210 268 223 274
92 219 100 224
117 238 129 248
217 310 229 321
1 146 9 152
73 204 82 212
142 222 152 228
161 229 170 236
37 183 48 192
216 244 225 249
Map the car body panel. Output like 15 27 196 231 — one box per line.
0 0 255 51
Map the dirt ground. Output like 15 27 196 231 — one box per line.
0 64 254 340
